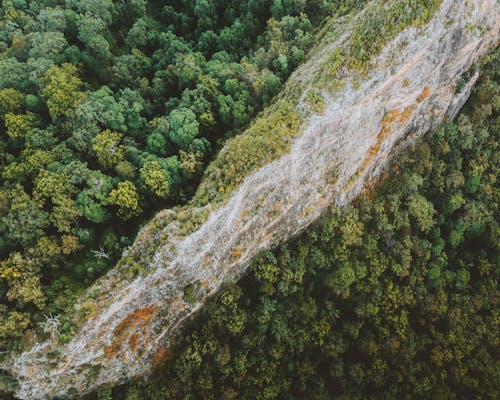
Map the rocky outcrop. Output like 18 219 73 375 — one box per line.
6 1 499 398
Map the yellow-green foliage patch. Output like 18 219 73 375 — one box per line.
348 0 442 71
194 102 302 207
304 89 326 115
313 47 346 93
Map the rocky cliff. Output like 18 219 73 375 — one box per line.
6 0 499 398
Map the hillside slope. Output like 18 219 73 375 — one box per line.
6 1 500 398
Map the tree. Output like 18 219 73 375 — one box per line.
28 31 68 60
174 53 205 90
1 252 45 309
50 195 82 233
76 170 114 223
83 87 129 132
193 0 215 33
125 17 150 48
35 7 67 32
140 160 170 198
168 107 199 149
77 189 110 223
33 236 61 265
146 132 168 155
33 170 72 203
0 88 24 116
61 235 81 255
76 14 110 59
4 112 38 138
66 0 116 24
112 51 152 89
0 57 31 91
3 186 49 247
39 63 86 119
0 307 30 346
92 129 127 169
108 180 141 219
25 94 42 112
407 193 436 233
119 0 147 25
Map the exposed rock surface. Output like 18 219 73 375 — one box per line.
6 1 499 398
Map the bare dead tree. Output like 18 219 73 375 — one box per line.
40 314 61 342
91 247 110 260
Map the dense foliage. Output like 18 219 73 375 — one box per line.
108 49 499 400
0 0 367 349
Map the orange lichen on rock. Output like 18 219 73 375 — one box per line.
382 109 401 125
231 247 243 257
114 306 158 339
345 105 416 195
315 197 329 207
417 86 431 102
400 105 415 123
104 341 121 359
104 306 159 359
360 105 415 172
384 106 415 127
129 333 140 351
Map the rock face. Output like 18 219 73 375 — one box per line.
6 1 499 398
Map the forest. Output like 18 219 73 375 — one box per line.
0 0 498 399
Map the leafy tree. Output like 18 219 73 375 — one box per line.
34 7 67 32
168 107 199 149
33 236 61 265
50 195 82 233
4 112 38 139
0 307 30 346
0 57 31 90
407 193 436 232
3 186 49 247
146 132 168 156
0 88 24 116
76 14 110 60
39 63 85 119
140 160 170 198
108 180 141 219
92 130 126 169
66 0 116 24
1 252 45 309
125 17 151 48
61 234 81 255
28 31 68 60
